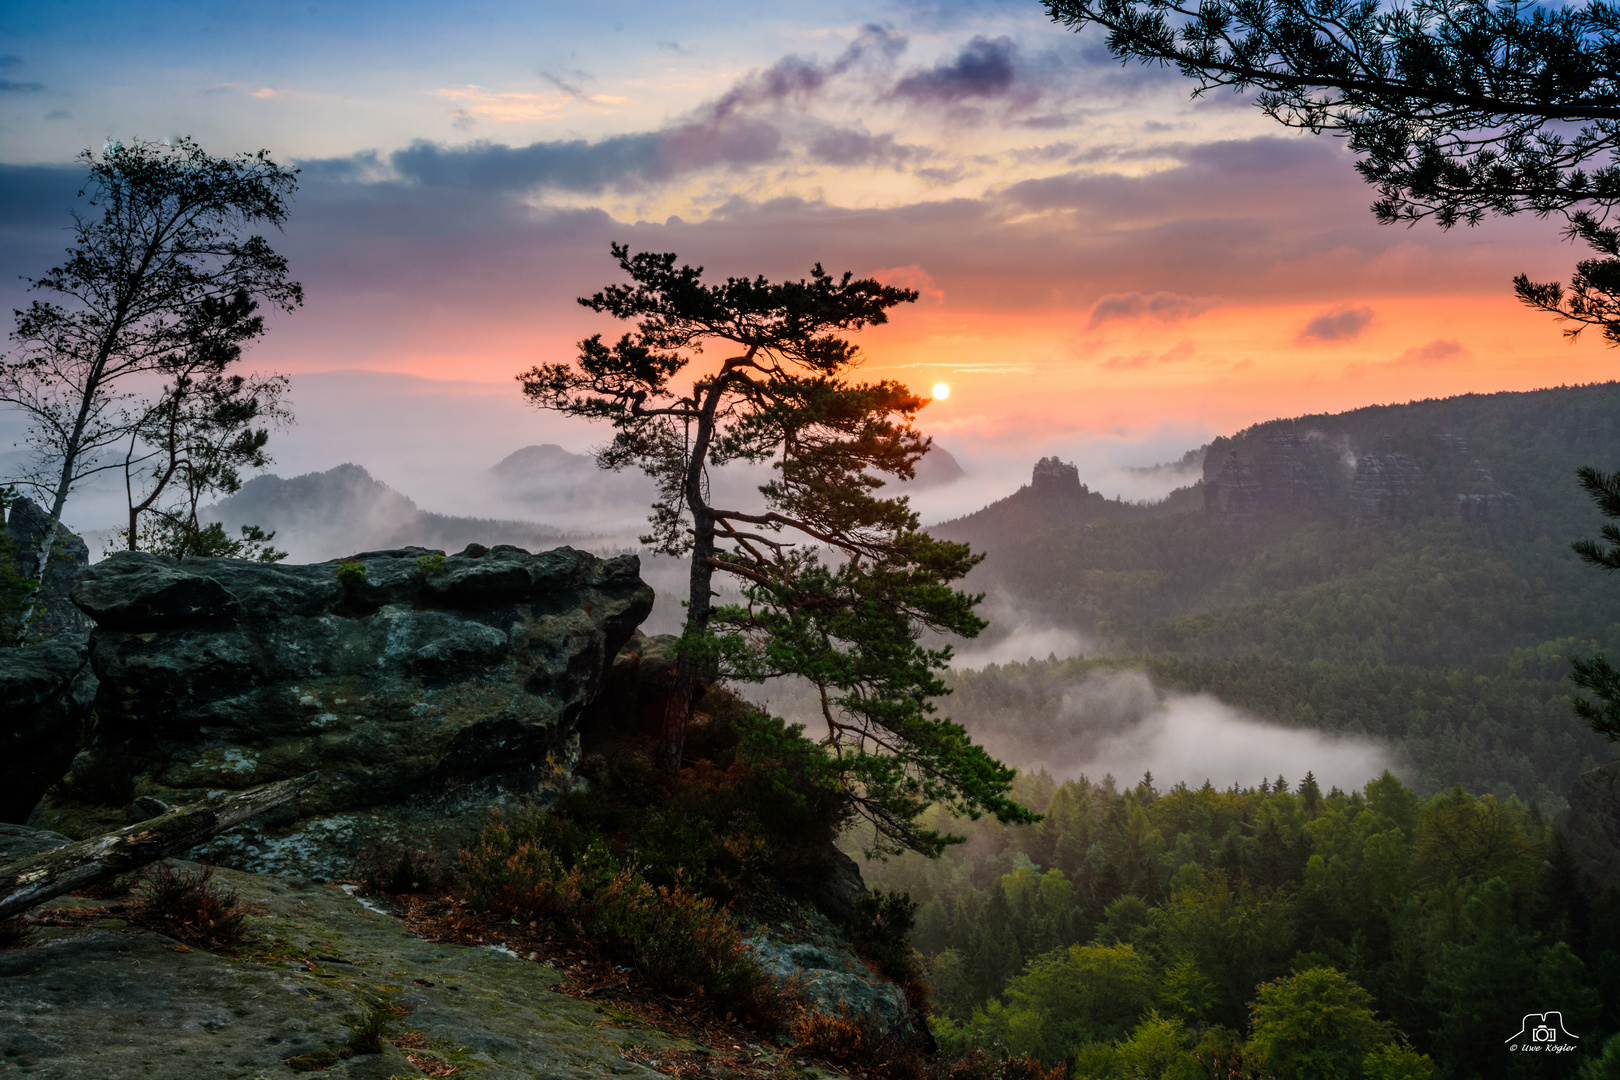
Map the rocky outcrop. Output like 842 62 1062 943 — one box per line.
1351 453 1423 520
2 497 93 638
753 937 916 1040
30 544 653 876
0 823 69 864
1252 433 1325 512
1202 432 1344 527
1455 492 1520 521
1557 760 1620 894
0 636 97 823
1030 456 1082 497
1204 450 1262 523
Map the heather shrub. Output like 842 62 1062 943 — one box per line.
794 1005 882 1063
455 818 793 1025
132 863 250 948
943 1045 1066 1080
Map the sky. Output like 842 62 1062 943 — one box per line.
1 0 1616 529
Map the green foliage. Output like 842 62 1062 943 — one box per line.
1580 1034 1620 1080
1247 968 1391 1080
1 137 300 593
1044 0 1620 341
123 519 286 562
1361 1044 1434 1080
972 942 1157 1062
334 559 366 584
524 693 856 899
862 770 1602 1080
850 889 923 984
1572 465 1620 739
519 243 1028 853
416 553 447 576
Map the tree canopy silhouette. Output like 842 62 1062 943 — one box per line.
520 244 1034 854
1045 0 1620 342
1 137 301 615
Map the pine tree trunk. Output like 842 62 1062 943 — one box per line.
655 370 730 772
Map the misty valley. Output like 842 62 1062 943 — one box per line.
11 13 1620 1074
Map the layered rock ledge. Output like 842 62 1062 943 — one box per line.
29 545 653 877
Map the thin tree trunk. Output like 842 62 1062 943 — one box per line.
0 772 319 921
656 366 737 771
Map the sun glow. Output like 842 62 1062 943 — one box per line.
932 383 950 400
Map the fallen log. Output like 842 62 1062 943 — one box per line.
0 772 319 921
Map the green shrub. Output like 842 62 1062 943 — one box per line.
334 559 366 584
851 888 920 980
553 692 853 901
1362 1043 1434 1080
416 553 447 576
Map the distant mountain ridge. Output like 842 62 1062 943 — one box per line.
206 464 565 563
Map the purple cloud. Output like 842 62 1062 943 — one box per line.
1398 339 1467 364
1088 291 1217 327
1297 306 1374 343
893 36 1017 103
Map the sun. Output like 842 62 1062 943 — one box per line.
932 383 950 400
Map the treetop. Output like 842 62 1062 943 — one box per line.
579 243 919 371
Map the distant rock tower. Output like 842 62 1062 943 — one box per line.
1030 456 1082 497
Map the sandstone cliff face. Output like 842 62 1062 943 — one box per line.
30 545 653 876
1202 423 1523 528
0 637 96 823
1350 453 1423 520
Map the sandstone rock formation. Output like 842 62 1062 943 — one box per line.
0 635 96 823
1454 491 1521 521
1557 759 1620 894
1203 450 1262 523
1030 456 1082 496
2 497 93 638
30 544 653 877
1350 453 1423 521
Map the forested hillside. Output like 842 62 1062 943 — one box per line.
863 770 1603 1080
926 383 1620 807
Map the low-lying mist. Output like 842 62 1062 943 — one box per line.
745 666 1399 796
1048 670 1397 792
